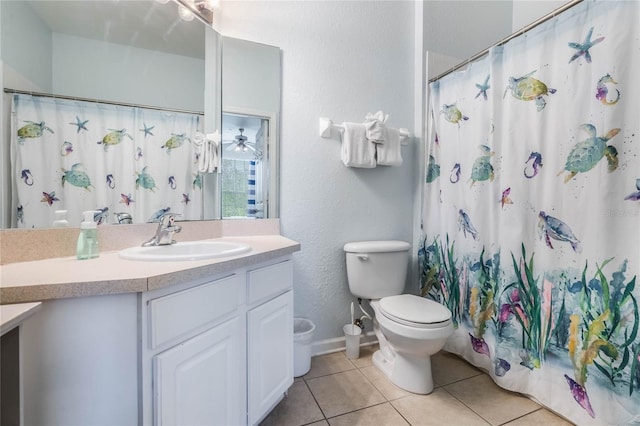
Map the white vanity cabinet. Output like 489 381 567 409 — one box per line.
144 273 246 426
141 257 294 426
154 316 245 425
12 235 300 425
246 260 294 425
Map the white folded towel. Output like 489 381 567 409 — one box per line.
364 110 389 142
376 127 403 166
341 122 376 168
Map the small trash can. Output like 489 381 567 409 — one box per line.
343 324 362 359
294 318 315 377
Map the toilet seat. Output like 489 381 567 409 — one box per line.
378 294 451 329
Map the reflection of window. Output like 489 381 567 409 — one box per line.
221 159 251 218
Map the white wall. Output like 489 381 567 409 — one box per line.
52 33 205 112
222 36 280 114
22 294 139 425
423 1 514 60
1 1 52 92
218 1 416 345
512 0 570 32
1 1 52 227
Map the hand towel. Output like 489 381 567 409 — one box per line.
194 131 220 173
376 127 403 166
202 139 220 173
364 110 389 142
341 122 376 168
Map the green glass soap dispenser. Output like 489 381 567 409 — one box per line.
77 210 99 260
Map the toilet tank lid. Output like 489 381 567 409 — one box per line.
343 240 411 253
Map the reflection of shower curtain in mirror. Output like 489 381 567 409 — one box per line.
11 94 203 228
247 160 257 218
419 1 640 424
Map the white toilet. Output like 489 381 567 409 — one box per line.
344 240 453 394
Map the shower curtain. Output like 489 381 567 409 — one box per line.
420 1 640 424
11 94 204 228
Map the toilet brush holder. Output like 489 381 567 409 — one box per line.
343 324 362 359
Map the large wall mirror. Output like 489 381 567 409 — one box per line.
221 36 280 219
0 0 281 229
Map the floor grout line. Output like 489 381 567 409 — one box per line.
388 399 413 426
435 370 484 388
496 407 544 426
323 401 389 421
284 350 561 426
301 376 329 423
439 372 545 426
439 377 495 426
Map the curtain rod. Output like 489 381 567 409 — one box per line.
3 88 204 116
428 0 584 83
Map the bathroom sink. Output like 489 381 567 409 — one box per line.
118 241 251 261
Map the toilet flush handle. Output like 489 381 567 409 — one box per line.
356 254 369 261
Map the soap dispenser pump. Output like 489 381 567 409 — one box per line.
77 210 99 260
53 210 69 228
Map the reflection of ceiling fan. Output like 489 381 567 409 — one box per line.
223 128 256 152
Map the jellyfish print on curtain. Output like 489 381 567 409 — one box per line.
419 1 640 424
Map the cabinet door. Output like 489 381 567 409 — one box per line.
154 316 243 426
247 291 293 425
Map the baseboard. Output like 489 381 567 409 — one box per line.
311 331 378 357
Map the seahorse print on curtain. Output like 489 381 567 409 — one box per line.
419 1 640 424
11 94 203 228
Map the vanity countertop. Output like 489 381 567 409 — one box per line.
0 302 42 335
0 235 300 305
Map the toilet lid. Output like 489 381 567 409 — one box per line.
379 294 451 325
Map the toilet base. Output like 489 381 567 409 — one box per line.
372 349 434 394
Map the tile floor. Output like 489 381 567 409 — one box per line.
260 345 574 426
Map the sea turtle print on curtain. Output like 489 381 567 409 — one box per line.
11 94 203 228
420 1 640 424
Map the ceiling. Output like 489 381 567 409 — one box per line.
26 0 205 59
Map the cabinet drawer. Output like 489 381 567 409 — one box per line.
247 260 293 305
149 275 240 349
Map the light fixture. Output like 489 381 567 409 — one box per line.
172 0 215 24
233 143 248 153
178 4 195 21
231 128 254 153
202 0 220 10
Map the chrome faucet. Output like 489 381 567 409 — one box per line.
142 213 182 246
114 212 132 224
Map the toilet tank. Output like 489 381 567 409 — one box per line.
344 240 411 299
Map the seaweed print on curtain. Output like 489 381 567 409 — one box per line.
419 1 640 424
11 94 203 228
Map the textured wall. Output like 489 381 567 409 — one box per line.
219 1 416 344
216 0 562 346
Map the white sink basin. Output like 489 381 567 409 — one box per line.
119 241 251 261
